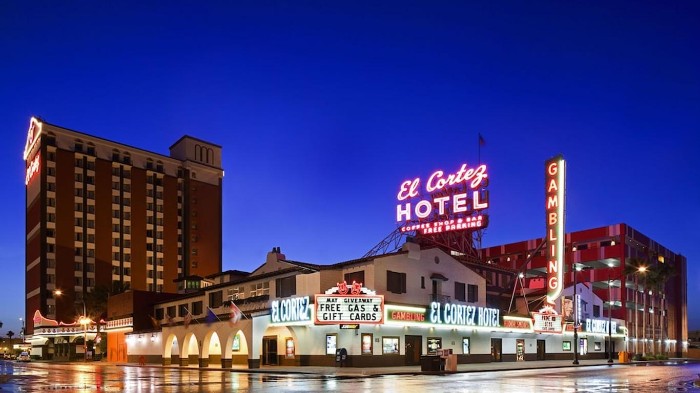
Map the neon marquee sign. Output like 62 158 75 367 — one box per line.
396 163 489 234
545 155 566 305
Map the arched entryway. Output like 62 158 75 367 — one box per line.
162 334 181 366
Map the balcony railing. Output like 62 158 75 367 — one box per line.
430 294 451 303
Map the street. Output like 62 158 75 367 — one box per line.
1 360 700 392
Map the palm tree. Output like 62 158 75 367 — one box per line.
648 262 675 355
624 258 648 355
6 331 15 340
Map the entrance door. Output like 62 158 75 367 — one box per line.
491 338 502 362
405 335 422 365
605 338 616 358
262 336 278 365
537 340 546 360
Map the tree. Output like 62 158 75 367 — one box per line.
6 331 14 340
648 262 675 355
624 258 649 355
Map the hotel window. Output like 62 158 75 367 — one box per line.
124 226 130 234
88 234 95 243
421 276 425 289
47 167 56 176
87 191 95 199
87 249 94 257
192 301 203 315
113 196 121 204
178 304 188 317
47 198 56 207
47 275 54 284
155 308 164 320
86 176 94 184
87 161 95 170
192 249 198 256
75 158 83 166
47 183 55 191
276 276 297 298
209 291 223 308
87 219 94 228
86 263 94 272
75 233 84 241
74 218 83 226
87 205 94 214
593 305 600 318
75 173 83 182
48 151 55 161
228 287 245 300
113 224 120 232
75 277 83 286
46 229 55 238
467 284 478 303
386 271 406 294
125 254 131 262
112 181 119 189
167 306 176 318
113 252 120 260
75 203 83 212
75 188 83 197
47 244 55 252
251 282 270 297
344 270 365 286
47 213 55 222
382 337 400 355
112 210 120 218
455 282 466 302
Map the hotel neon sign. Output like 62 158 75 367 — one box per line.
396 162 489 234
545 155 566 305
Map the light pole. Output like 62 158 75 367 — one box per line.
572 263 580 365
79 300 88 362
608 272 614 364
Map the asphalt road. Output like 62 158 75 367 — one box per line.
1 360 700 392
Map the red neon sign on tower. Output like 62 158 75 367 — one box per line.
545 155 566 305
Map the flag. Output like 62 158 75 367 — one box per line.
229 302 243 326
205 307 220 326
478 133 486 146
184 310 193 328
148 315 160 329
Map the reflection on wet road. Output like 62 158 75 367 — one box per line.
2 360 700 392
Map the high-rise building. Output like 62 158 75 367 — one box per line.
24 117 223 335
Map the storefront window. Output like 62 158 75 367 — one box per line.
285 337 295 359
382 337 400 354
563 341 571 351
361 333 373 355
594 342 602 351
462 337 470 354
427 337 442 355
232 334 241 352
326 334 337 355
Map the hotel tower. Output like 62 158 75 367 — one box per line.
23 117 223 335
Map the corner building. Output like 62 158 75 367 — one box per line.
481 223 688 357
23 117 223 335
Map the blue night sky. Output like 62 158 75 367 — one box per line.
1 2 698 335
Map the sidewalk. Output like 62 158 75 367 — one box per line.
128 358 641 378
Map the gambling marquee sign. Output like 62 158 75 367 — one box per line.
545 155 566 305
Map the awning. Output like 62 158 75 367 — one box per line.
430 273 448 281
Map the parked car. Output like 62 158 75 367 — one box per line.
17 352 30 362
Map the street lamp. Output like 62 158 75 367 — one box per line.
572 263 581 365
79 314 89 362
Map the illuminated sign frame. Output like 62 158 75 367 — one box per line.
428 302 500 328
270 296 311 324
396 162 490 235
545 155 566 305
314 294 384 325
24 117 42 161
532 305 563 334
